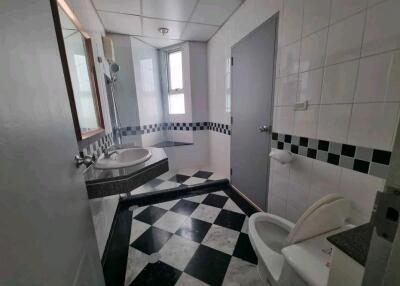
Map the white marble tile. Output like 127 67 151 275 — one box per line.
273 106 295 134
191 204 221 223
157 170 176 180
222 257 263 286
208 172 227 180
213 190 228 197
279 40 301 76
330 0 368 24
317 104 352 143
362 0 400 56
355 51 400 103
131 206 147 218
302 0 331 36
321 59 359 104
130 184 154 196
155 181 181 190
268 194 288 218
153 199 179 210
326 11 365 65
348 102 400 150
202 225 240 255
175 273 209 286
130 219 151 243
177 168 199 176
184 177 207 185
297 68 323 104
241 216 249 234
223 199 244 214
125 248 149 286
184 194 208 203
159 235 199 271
300 28 328 72
153 211 187 233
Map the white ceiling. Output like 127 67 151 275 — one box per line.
92 0 243 48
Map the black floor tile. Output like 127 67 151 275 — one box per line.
214 209 246 231
147 178 165 188
169 174 191 183
130 227 172 254
134 206 167 225
130 261 181 286
170 200 199 216
175 217 212 243
193 170 213 179
233 233 258 264
202 194 228 208
184 245 231 286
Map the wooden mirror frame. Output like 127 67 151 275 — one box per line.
51 0 105 142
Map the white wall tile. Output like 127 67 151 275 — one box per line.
288 155 313 212
273 106 295 134
302 0 331 36
330 0 368 24
321 60 359 104
268 194 287 218
355 51 400 103
269 169 290 201
348 103 400 150
279 40 301 76
309 160 341 205
326 11 365 65
281 0 304 46
297 68 323 105
339 168 385 223
294 105 319 138
286 203 306 222
318 104 352 143
277 74 298 106
300 28 328 72
362 0 400 56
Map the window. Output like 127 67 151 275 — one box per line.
167 50 185 114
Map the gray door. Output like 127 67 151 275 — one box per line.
0 1 105 285
231 15 278 210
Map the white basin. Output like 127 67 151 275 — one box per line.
94 148 152 169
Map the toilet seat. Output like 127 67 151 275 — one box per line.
249 194 351 286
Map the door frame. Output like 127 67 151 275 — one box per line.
230 12 279 211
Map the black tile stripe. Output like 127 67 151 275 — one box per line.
272 132 392 179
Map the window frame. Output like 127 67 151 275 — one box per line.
166 49 185 114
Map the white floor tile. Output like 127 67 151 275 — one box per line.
153 199 179 210
159 235 199 271
241 217 249 234
153 211 187 233
176 168 199 176
191 204 221 223
223 199 244 214
184 194 208 203
222 257 263 286
184 177 207 185
155 181 181 190
201 225 239 255
213 190 228 197
175 273 209 286
157 170 177 180
130 219 151 243
125 248 149 286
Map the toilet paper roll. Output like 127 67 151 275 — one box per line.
269 149 293 164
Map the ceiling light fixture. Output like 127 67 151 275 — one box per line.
158 27 169 36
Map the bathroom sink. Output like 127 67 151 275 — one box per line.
94 148 152 169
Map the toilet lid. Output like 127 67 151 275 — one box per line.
287 193 350 244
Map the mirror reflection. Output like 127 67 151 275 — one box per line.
59 6 103 136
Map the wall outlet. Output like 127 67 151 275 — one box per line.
294 101 308 111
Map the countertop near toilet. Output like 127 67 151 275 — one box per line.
327 223 373 266
84 147 168 199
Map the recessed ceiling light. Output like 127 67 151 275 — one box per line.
158 27 169 36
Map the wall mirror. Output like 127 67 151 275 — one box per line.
55 0 104 141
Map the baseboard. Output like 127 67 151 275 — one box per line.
226 184 263 216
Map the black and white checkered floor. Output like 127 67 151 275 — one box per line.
125 190 263 286
130 169 227 196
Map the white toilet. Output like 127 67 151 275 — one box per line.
249 194 351 286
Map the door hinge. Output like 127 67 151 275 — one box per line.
230 168 233 175
231 57 234 66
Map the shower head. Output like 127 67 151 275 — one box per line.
110 62 120 74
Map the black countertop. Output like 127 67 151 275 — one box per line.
84 146 168 185
327 223 373 266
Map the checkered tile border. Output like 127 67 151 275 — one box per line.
272 132 392 179
119 122 231 136
81 132 114 158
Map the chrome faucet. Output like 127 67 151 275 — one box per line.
102 147 118 158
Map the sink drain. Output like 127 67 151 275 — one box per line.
149 253 161 264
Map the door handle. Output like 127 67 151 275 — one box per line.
258 125 270 133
